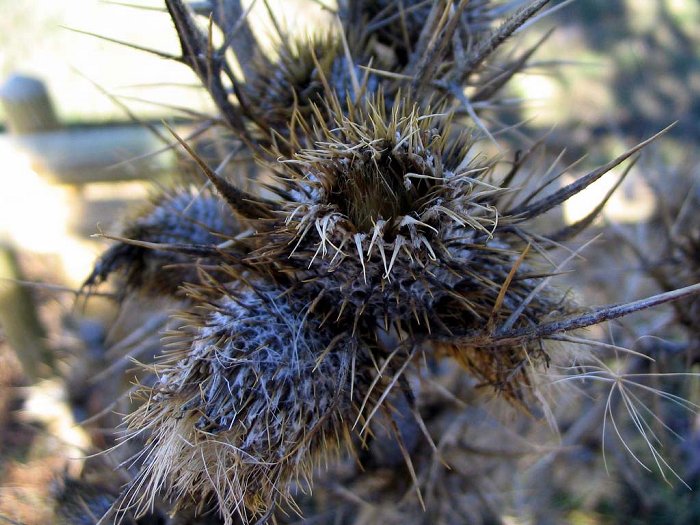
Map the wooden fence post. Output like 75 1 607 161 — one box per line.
0 74 60 134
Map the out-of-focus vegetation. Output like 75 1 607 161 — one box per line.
0 0 326 126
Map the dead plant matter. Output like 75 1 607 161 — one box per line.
71 1 700 524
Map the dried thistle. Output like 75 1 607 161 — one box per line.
84 186 239 299
259 96 558 403
117 280 380 524
338 0 556 124
340 0 510 66
242 33 377 135
158 0 554 150
69 1 700 524
217 93 673 403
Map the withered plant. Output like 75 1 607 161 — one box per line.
61 1 700 524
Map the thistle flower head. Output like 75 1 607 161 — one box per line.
84 186 238 298
120 280 376 524
342 0 503 66
236 94 571 401
241 32 378 139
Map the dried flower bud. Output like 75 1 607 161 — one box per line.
341 0 500 66
119 281 377 524
241 95 571 401
243 34 377 135
85 187 238 298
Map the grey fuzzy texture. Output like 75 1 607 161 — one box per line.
85 187 238 298
119 283 378 525
253 101 567 404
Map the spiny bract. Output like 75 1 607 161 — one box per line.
85 186 238 298
119 281 380 524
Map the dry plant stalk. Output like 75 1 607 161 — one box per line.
65 1 700 524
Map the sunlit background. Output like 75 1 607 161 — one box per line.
0 0 329 286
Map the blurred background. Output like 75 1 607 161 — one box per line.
0 0 698 523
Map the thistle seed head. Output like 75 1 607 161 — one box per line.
240 95 571 401
243 33 378 139
84 186 238 298
119 281 377 524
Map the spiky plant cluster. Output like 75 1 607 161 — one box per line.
240 95 575 404
85 186 239 298
340 0 507 67
118 280 379 524
169 0 549 145
333 0 556 130
241 34 376 134
75 1 700 524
